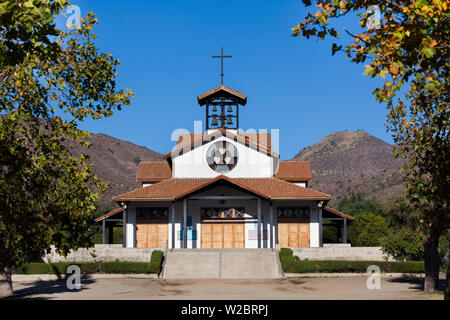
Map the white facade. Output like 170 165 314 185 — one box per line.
122 188 320 249
172 135 278 178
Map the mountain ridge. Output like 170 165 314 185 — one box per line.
293 129 404 204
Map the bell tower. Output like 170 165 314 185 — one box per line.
197 85 247 130
197 47 247 130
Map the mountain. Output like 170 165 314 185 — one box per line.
69 133 165 208
293 130 404 204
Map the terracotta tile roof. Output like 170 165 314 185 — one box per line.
136 161 172 182
275 161 312 181
113 176 331 201
323 206 354 221
197 85 247 106
166 129 279 158
95 207 123 222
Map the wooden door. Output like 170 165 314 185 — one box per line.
278 218 310 247
136 219 168 248
201 221 244 248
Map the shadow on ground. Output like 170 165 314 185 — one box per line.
387 276 445 292
2 278 96 300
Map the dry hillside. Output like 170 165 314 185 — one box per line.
293 130 404 204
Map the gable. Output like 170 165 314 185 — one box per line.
166 129 278 159
171 135 276 178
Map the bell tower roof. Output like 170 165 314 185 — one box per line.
197 85 247 106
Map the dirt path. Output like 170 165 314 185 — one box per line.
7 276 444 300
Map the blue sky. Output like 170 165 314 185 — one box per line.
59 0 392 160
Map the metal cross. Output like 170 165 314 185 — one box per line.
212 47 232 85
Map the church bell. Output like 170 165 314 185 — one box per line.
211 116 218 126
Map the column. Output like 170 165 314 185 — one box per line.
269 203 274 249
257 198 261 248
318 207 323 247
183 199 187 249
169 202 175 249
122 207 127 247
343 218 347 244
102 220 106 244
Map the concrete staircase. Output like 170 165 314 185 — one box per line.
162 249 283 279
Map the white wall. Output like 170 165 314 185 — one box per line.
172 136 276 178
126 207 136 248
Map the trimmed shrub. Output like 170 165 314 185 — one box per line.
99 262 151 274
149 250 164 274
12 251 165 275
279 248 424 273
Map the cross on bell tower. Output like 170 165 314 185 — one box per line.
197 47 247 130
212 46 232 85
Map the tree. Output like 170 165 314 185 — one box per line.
381 228 424 261
292 0 449 294
0 1 133 296
337 192 383 216
348 212 390 246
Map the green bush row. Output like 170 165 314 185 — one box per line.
279 248 424 273
13 250 165 275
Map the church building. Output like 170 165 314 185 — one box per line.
96 52 353 249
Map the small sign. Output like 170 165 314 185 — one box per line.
248 230 268 240
248 230 258 240
178 230 197 240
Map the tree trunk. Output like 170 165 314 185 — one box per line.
423 232 440 292
0 265 13 297
445 240 449 300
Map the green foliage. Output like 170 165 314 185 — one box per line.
348 212 390 247
133 156 141 165
149 250 164 274
13 261 157 274
322 220 339 243
0 1 134 271
89 202 113 236
337 193 383 216
13 251 164 274
279 249 424 273
381 228 424 262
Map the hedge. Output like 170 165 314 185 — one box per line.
13 250 165 275
279 248 425 273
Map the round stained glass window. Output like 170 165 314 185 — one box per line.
206 141 239 173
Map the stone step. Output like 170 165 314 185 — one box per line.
162 249 283 279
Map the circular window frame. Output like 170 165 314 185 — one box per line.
206 140 239 173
